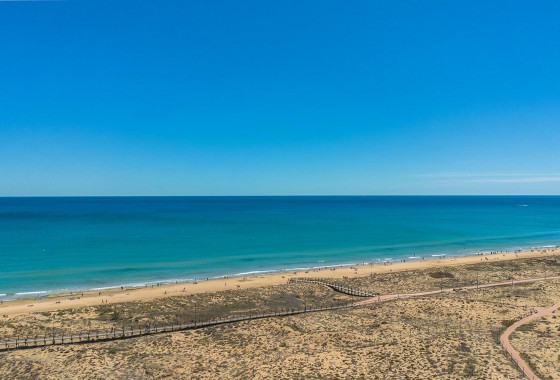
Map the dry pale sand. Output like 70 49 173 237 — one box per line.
1 248 560 379
1 247 558 317
2 276 560 379
509 309 560 380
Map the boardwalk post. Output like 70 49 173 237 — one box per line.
3 275 557 354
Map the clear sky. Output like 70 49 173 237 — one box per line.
1 0 559 196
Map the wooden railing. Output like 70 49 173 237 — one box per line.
2 274 558 355
288 277 377 297
0 302 355 352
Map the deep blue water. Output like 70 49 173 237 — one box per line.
1 196 559 299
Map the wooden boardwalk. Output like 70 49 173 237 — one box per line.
288 277 377 297
499 301 560 380
1 275 559 354
0 303 353 352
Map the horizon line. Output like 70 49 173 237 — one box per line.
1 194 559 198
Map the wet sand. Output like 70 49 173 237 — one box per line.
2 253 560 379
2 246 558 317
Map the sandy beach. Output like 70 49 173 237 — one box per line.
2 248 560 379
2 246 558 317
4 1 560 378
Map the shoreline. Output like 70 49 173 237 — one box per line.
1 245 559 317
2 242 559 302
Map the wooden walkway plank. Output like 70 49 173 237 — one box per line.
1 275 559 353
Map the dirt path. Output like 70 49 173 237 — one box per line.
2 275 560 354
354 275 560 307
2 248 557 317
499 301 560 380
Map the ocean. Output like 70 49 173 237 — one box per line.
1 196 559 300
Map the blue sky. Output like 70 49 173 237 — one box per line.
1 0 559 195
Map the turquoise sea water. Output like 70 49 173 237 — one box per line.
1 196 559 300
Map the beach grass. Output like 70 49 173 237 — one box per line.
1 253 560 378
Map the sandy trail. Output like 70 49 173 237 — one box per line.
354 275 560 307
3 274 559 353
500 301 560 380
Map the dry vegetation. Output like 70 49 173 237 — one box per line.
509 312 560 380
1 256 559 379
335 256 560 294
0 283 355 339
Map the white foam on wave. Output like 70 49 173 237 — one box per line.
90 286 121 291
431 254 446 257
15 291 48 296
283 267 312 272
234 270 276 276
408 256 420 260
282 263 358 272
135 277 195 286
91 277 197 291
314 263 356 269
